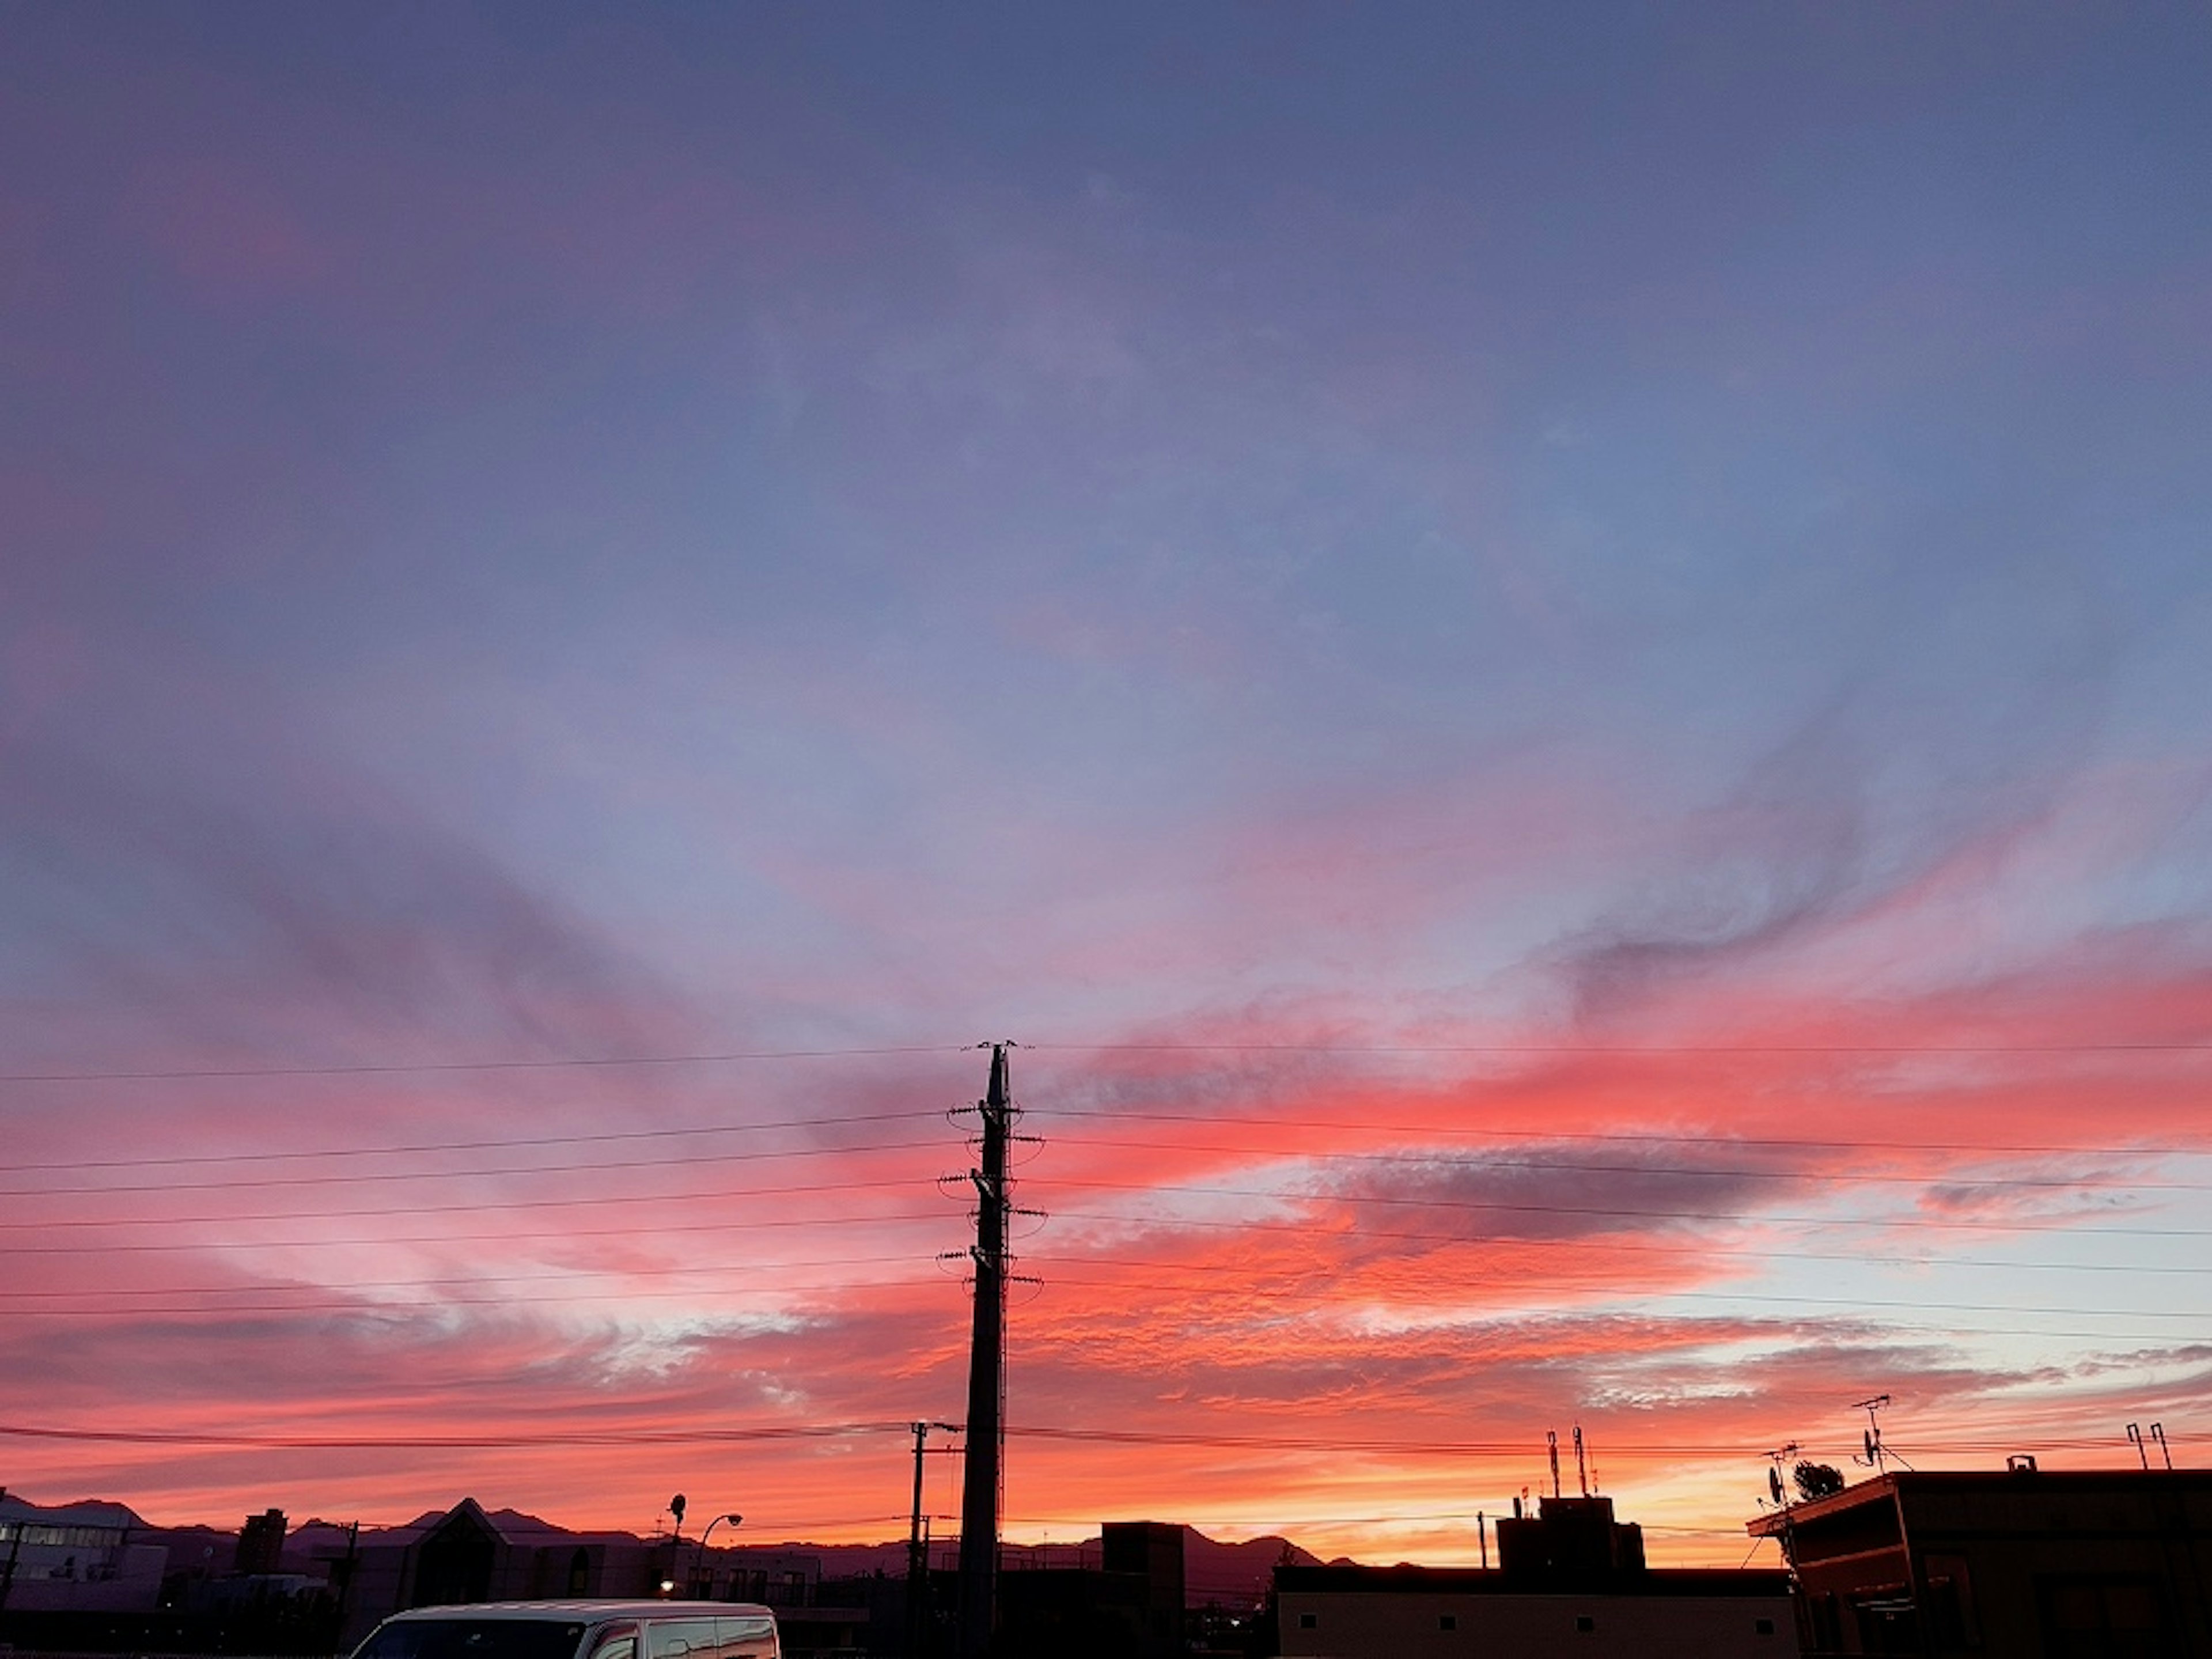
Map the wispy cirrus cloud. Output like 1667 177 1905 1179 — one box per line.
5 0 2211 1565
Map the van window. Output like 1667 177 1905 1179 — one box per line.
359 1622 588 1659
717 1616 773 1656
646 1620 719 1659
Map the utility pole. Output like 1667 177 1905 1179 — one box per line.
0 1490 23 1620
0 1516 21 1618
335 1521 359 1646
957 1044 1016 1659
909 1420 957 1657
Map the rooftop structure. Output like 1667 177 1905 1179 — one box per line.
1746 1464 2212 1655
1278 1494 1794 1657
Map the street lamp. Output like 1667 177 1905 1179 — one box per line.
693 1513 743 1598
660 1495 688 1596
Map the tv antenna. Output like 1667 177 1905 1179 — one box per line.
1764 1442 1800 1508
1852 1395 1911 1473
1762 1442 1805 1573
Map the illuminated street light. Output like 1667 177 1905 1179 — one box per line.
694 1512 744 1597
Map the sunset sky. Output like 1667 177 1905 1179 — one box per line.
4 2 2211 1567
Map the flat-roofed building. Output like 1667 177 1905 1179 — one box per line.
0 1494 168 1613
1745 1464 2212 1656
1277 1495 1795 1658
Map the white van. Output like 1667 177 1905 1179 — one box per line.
352 1602 779 1659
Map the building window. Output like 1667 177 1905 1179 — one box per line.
1755 1618 1775 1635
2037 1574 2168 1645
1298 1613 1317 1630
1574 1615 1596 1633
1439 1614 1456 1630
1925 1552 1980 1645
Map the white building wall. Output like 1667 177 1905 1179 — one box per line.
0 1524 168 1613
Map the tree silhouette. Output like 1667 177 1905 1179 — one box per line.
1793 1461 1846 1501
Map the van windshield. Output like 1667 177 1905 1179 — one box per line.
359 1620 589 1659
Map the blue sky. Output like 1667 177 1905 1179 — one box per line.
3 1 2210 1555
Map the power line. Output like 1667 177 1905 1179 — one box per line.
993 1507 1745 1538
5 1105 2203 1184
8 1215 2207 1309
6 1098 2205 1180
0 1137 949 1198
1050 1108 2212 1163
7 1255 2205 1330
3 1274 2201 1340
0 1250 932 1299
1044 1134 2212 1193
7 1205 2205 1280
0 1045 969 1084
0 1419 2153 1457
0 1108 946 1175
5 1165 2202 1240
1014 1260 2211 1323
1003 1425 2153 1456
1045 1177 2212 1238
0 1174 935 1230
1013 1282 2211 1344
12 1125 2204 1202
1031 1041 2212 1056
0 1278 953 1317
1037 1207 2212 1277
0 1421 907 1448
0 1207 957 1255
8 1035 2208 1088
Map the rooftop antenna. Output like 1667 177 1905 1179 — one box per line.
1851 1395 1911 1472
2149 1423 2173 1470
1573 1425 1589 1497
1547 1431 1562 1500
1766 1442 1801 1504
2128 1422 2149 1470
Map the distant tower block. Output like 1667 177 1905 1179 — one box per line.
236 1509 287 1575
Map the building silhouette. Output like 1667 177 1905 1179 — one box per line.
1746 1464 2212 1656
1277 1493 1794 1657
0 1494 167 1615
235 1512 288 1578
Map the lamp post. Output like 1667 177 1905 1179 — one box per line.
660 1496 687 1597
693 1514 743 1599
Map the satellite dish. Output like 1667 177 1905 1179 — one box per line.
1768 1468 1784 1505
